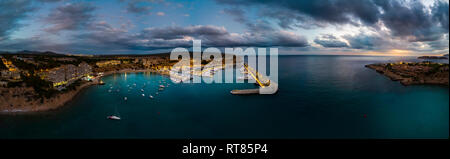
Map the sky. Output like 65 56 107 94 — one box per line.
0 0 448 56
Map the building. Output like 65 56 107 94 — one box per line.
96 60 121 67
0 57 21 81
41 62 92 88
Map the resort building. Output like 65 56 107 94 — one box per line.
96 60 121 67
40 62 92 89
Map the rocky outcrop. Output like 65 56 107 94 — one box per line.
366 62 449 86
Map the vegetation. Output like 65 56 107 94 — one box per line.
2 55 37 71
21 73 56 99
62 79 82 92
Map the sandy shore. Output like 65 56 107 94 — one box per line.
0 69 161 114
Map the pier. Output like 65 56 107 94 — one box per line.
230 89 260 95
231 64 277 95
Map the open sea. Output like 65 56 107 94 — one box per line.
0 55 448 139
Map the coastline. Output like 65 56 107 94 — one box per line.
365 63 449 86
0 69 161 114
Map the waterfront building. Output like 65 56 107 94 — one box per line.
96 60 121 67
40 62 93 88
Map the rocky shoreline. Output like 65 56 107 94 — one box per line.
0 69 161 114
365 62 449 86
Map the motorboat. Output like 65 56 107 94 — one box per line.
149 95 154 99
107 115 121 120
124 97 127 100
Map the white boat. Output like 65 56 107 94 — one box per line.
159 85 165 88
107 115 121 120
124 97 127 100
141 89 144 92
142 94 145 96
149 95 154 99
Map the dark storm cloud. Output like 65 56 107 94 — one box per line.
44 2 96 33
314 34 348 48
343 33 385 50
432 1 449 32
217 0 381 27
141 25 229 40
217 0 449 44
0 0 34 40
72 24 308 52
376 0 445 42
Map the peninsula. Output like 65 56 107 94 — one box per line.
365 61 449 86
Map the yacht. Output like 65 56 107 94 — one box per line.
107 116 121 120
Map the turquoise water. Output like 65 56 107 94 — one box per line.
0 55 448 139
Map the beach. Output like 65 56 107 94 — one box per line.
0 69 161 113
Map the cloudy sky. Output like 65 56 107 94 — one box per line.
0 0 448 56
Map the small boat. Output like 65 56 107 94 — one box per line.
108 90 112 93
99 80 105 85
141 89 144 92
159 85 165 88
107 115 121 120
155 92 159 95
149 95 154 99
142 94 145 96
124 97 127 100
